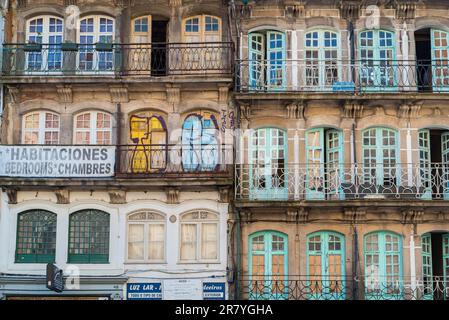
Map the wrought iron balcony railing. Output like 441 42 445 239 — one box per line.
235 163 449 201
1 42 233 77
237 275 449 300
116 144 232 176
235 59 449 93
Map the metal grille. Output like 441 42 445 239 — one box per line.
15 210 57 263
68 210 110 264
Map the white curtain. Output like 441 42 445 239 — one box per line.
128 224 144 260
180 224 197 260
148 224 165 260
201 223 218 260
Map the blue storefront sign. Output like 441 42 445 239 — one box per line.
127 283 162 300
203 282 226 300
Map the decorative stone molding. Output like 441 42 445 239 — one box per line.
398 102 422 118
239 103 251 119
240 210 252 224
218 85 230 105
343 101 364 119
238 4 253 19
298 208 309 224
17 0 27 9
64 0 78 6
166 85 181 107
4 188 17 204
55 189 70 204
344 208 366 223
57 85 73 104
108 189 126 204
284 1 306 18
219 187 231 203
286 101 305 120
434 107 442 116
401 209 424 224
109 85 129 103
286 209 298 223
169 0 182 7
7 86 20 104
166 187 180 204
338 0 361 21
393 0 418 20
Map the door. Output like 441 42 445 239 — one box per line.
441 132 449 199
151 21 167 76
443 234 449 300
418 129 432 199
249 128 288 200
307 232 345 300
267 31 286 90
249 33 265 90
431 29 449 92
422 234 434 300
249 231 288 300
130 16 152 74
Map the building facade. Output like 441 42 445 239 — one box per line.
0 0 233 300
231 0 449 300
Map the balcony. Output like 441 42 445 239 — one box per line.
235 59 449 95
1 42 233 81
235 163 449 201
236 275 449 300
0 144 233 187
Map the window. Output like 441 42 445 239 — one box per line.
78 16 115 71
127 211 165 262
15 210 57 263
305 30 339 89
307 231 345 300
249 128 288 200
359 30 396 90
180 211 219 262
431 29 449 91
249 31 286 90
248 231 288 300
129 113 167 173
26 16 63 71
74 111 112 145
182 113 219 172
68 210 110 264
364 231 403 299
183 15 221 42
362 127 399 185
22 111 60 144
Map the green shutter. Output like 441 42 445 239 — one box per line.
421 234 434 300
418 129 432 199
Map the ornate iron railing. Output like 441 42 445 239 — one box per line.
1 42 233 76
117 144 233 176
235 59 449 93
235 163 449 200
237 275 449 300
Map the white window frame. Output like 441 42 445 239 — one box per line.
22 111 60 144
179 210 220 263
77 15 115 73
73 111 113 145
126 211 166 263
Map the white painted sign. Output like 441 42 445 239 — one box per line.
0 145 116 178
163 279 202 300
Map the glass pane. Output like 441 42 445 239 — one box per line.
180 224 197 260
128 224 144 260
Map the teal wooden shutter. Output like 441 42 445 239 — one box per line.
441 132 449 199
306 128 325 199
443 234 449 300
431 29 449 92
267 31 286 90
326 129 344 199
421 234 434 300
418 129 432 199
249 33 264 90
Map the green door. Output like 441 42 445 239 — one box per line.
249 128 288 200
421 234 434 300
441 132 449 199
307 231 346 300
249 33 265 90
418 130 432 199
249 231 288 300
443 234 449 300
431 29 449 92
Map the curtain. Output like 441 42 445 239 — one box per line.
180 224 197 260
201 223 218 260
128 224 144 260
148 224 165 260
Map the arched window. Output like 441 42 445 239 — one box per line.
15 210 57 263
22 111 60 144
248 30 286 90
305 128 343 200
26 16 63 72
78 16 115 71
180 210 219 262
129 113 167 173
182 112 219 172
307 231 345 300
364 231 403 299
248 231 288 300
362 127 399 186
249 128 288 200
359 30 396 90
127 211 165 262
182 15 221 43
305 30 339 90
74 111 112 145
68 209 110 263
